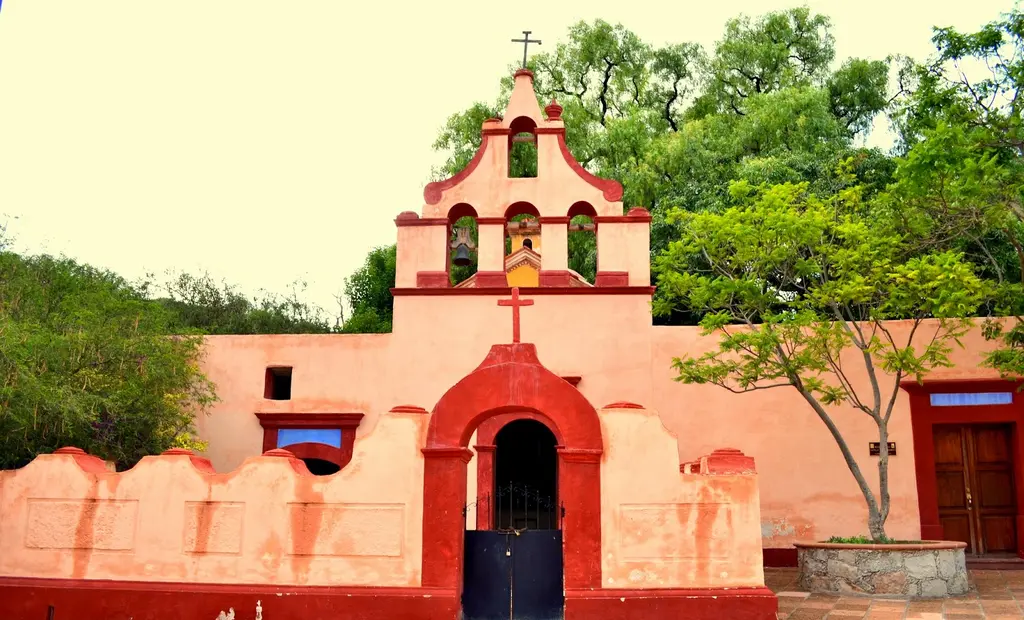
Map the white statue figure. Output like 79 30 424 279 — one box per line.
255 601 263 620
214 609 235 620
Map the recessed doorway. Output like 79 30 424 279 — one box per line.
463 417 564 620
933 423 1017 556
493 419 558 530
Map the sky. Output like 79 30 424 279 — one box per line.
0 0 1017 319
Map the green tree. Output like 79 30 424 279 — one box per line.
886 10 1024 378
344 8 899 331
0 248 217 469
340 244 396 334
653 178 991 540
158 272 334 335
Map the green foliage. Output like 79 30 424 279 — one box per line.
826 535 920 545
885 9 1024 378
0 249 217 470
381 7 894 326
701 7 836 115
340 245 396 334
653 177 991 540
158 272 334 335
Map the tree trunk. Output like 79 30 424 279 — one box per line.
874 419 891 541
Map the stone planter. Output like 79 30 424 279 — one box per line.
795 541 968 597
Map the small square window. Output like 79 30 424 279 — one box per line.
264 367 292 400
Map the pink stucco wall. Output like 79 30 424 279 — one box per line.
195 308 1005 552
0 411 427 587
599 405 764 588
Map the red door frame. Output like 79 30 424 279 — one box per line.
902 379 1024 556
474 412 558 530
420 343 604 595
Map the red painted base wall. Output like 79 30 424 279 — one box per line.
0 579 777 620
0 579 459 620
567 587 778 619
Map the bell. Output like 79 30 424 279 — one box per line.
453 243 472 266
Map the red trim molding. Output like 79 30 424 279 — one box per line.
50 447 110 473
476 217 506 225
395 213 449 227
392 286 655 296
557 134 623 202
538 216 571 225
416 271 450 288
389 405 428 414
0 577 459 620
604 401 644 409
565 587 777 620
901 378 1024 557
255 412 364 472
424 137 491 205
539 270 572 287
473 271 508 287
595 271 629 286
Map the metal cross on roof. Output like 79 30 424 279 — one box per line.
511 31 541 68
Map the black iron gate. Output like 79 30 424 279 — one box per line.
462 483 564 620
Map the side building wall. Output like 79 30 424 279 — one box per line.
650 319 1010 555
0 410 427 588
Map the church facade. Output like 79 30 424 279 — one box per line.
0 69 1022 620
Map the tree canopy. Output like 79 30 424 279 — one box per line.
651 8 1023 540
0 229 339 469
0 247 216 469
343 7 900 329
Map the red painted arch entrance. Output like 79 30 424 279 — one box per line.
420 342 603 593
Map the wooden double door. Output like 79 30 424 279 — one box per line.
934 424 1018 555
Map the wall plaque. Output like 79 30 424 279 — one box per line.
869 442 896 456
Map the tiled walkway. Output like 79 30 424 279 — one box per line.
766 568 1024 619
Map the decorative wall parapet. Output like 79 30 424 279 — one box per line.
0 411 428 588
680 448 757 475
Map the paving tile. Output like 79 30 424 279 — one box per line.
786 610 831 620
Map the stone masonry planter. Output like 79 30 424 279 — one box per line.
795 541 968 597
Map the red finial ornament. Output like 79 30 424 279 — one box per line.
545 99 563 120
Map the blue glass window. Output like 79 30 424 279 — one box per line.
277 428 342 448
929 392 1013 407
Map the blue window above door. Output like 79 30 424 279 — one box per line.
277 428 342 448
929 392 1014 407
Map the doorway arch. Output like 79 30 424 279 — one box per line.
492 419 559 530
421 343 603 593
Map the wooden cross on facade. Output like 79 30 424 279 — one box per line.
497 287 534 344
511 31 541 68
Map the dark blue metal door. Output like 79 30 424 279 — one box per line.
511 530 564 620
462 529 564 620
463 530 512 620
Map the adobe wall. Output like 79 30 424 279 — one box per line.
599 404 764 589
0 410 427 587
198 294 652 473
650 319 1007 550
195 308 1010 556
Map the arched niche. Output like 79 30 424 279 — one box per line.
420 343 603 592
505 202 541 256
507 116 538 178
447 202 479 286
567 201 598 283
